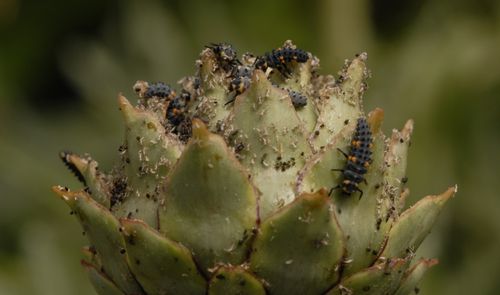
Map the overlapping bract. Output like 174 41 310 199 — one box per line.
54 41 455 295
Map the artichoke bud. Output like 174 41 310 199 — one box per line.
55 40 456 295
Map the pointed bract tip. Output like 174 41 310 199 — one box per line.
199 48 218 76
435 184 458 203
356 52 368 61
348 53 367 69
402 119 414 138
51 185 73 202
200 46 215 59
424 186 456 208
405 258 439 276
68 153 89 171
367 108 384 133
80 259 94 269
424 258 439 267
191 118 210 140
389 119 414 146
59 151 88 185
118 94 137 122
118 93 128 105
52 186 92 208
398 187 410 209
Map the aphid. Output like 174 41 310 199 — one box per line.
205 42 241 72
254 47 310 77
143 82 176 100
59 151 86 185
234 142 245 153
110 177 127 207
330 117 373 198
287 89 307 109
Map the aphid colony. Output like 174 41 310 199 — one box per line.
330 118 373 198
129 43 374 198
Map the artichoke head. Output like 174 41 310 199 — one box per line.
54 40 456 295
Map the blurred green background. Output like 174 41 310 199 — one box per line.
1 0 499 294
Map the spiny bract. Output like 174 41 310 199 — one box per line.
53 40 456 295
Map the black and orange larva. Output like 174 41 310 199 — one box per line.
166 91 190 126
254 47 309 77
144 82 176 100
206 42 241 72
228 76 250 96
330 117 373 198
226 65 252 105
166 90 192 142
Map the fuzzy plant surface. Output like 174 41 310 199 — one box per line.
54 40 456 295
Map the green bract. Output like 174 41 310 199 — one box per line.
54 41 456 295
